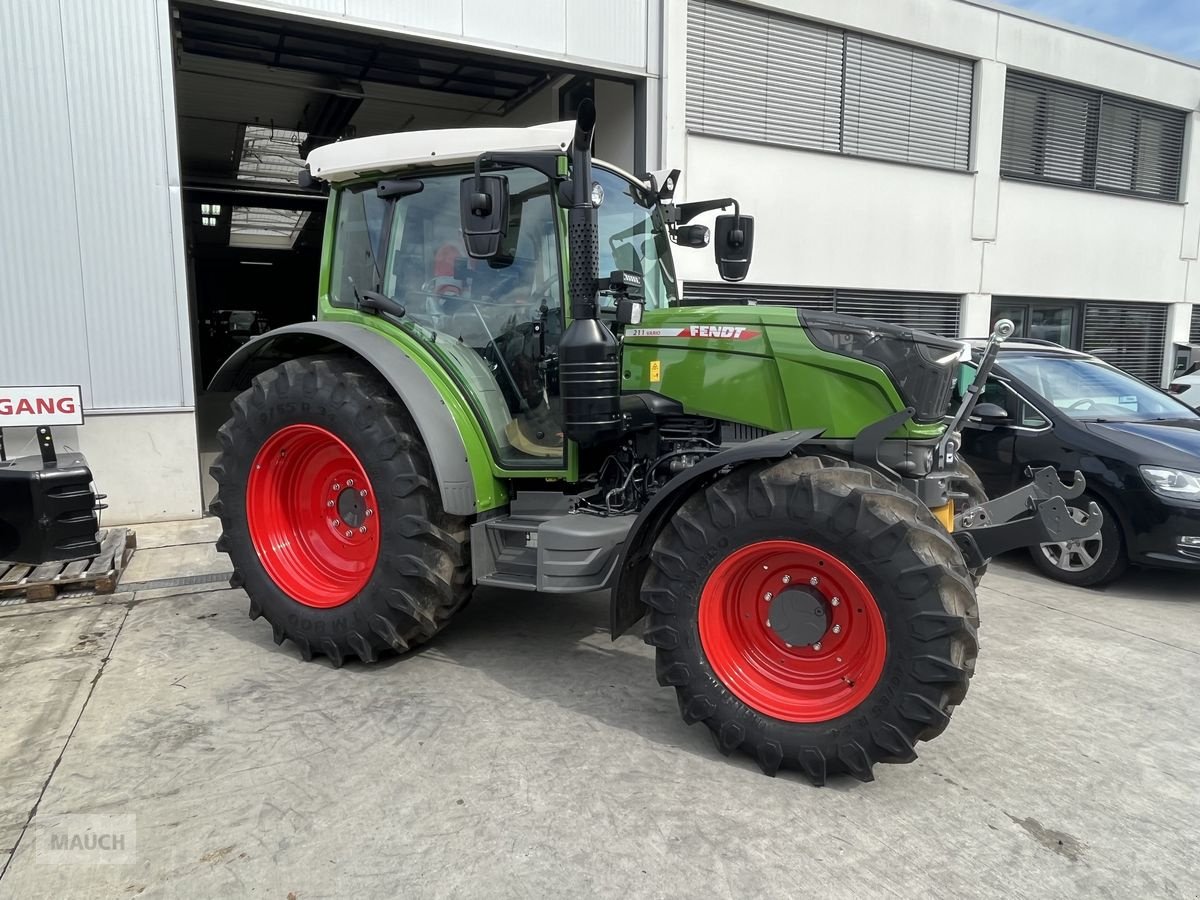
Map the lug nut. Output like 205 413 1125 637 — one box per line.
832 624 842 634
781 574 791 584
764 591 773 601
345 529 353 538
332 483 341 492
347 479 354 487
359 526 367 534
365 508 374 517
332 519 339 526
359 489 368 498
326 500 335 508
813 641 822 651
831 597 840 607
810 576 819 586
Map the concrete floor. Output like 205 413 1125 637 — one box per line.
0 520 1197 899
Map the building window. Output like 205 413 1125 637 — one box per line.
993 297 1168 384
1192 306 1200 344
685 0 974 171
682 282 962 336
1000 72 1187 201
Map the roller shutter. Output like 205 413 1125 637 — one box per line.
1191 306 1200 344
686 0 974 171
1081 302 1168 383
1001 71 1186 201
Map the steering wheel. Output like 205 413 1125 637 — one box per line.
1068 398 1095 411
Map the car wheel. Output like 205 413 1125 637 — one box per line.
1029 495 1126 587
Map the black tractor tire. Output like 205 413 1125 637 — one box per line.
210 355 472 666
642 455 978 784
949 459 990 586
1029 492 1126 587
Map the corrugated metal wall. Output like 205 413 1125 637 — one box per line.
1 0 190 411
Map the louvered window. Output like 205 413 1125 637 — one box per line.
1081 303 1168 383
682 282 961 337
1191 306 1200 344
686 0 974 171
1001 71 1186 201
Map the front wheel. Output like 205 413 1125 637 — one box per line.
1029 495 1126 587
210 355 472 666
642 456 979 783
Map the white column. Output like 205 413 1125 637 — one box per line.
970 60 1006 243
961 293 993 339
1166 301 1195 384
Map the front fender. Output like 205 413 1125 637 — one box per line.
609 429 822 637
209 321 504 516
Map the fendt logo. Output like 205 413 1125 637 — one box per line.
625 326 760 341
686 325 756 340
0 386 85 426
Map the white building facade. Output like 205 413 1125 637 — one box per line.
1 0 1198 523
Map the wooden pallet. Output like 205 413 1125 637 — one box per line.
0 528 137 602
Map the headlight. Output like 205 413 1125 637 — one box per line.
1140 466 1200 498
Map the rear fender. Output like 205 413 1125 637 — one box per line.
609 429 822 637
208 321 503 516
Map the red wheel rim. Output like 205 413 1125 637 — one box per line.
246 424 380 608
698 540 886 722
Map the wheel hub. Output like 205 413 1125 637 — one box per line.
766 588 828 647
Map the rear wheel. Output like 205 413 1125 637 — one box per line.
210 355 472 665
642 456 978 783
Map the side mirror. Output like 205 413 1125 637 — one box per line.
460 174 509 258
971 402 1010 423
714 213 753 282
674 224 710 249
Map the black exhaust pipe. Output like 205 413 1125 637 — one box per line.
558 99 622 446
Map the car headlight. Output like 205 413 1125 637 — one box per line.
1140 466 1200 498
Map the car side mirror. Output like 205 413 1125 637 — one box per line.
971 402 1010 423
714 213 753 282
460 174 509 258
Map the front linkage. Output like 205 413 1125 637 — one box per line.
939 317 1103 567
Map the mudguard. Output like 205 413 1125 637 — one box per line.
609 429 823 638
208 321 482 516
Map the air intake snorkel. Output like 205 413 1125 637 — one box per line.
557 99 623 446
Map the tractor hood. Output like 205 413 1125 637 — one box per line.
619 306 958 440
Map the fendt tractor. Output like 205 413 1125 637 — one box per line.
209 102 1101 783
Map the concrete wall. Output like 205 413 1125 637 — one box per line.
665 0 1200 382
2 413 203 525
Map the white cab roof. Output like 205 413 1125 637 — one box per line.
307 121 575 183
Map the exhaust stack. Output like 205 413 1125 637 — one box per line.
558 100 622 446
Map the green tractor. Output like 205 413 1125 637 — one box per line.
209 101 1099 782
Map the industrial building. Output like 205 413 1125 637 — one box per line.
2 0 1198 522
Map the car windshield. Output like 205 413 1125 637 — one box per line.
1001 355 1199 422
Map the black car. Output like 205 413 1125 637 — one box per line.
957 341 1200 586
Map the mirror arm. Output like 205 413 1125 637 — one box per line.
671 196 738 225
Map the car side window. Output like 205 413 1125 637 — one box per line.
977 379 1048 429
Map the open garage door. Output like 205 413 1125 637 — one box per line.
170 1 641 506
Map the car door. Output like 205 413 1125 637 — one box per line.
958 377 1050 496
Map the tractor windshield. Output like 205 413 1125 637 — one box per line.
594 166 678 310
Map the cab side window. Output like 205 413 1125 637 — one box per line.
977 379 1048 429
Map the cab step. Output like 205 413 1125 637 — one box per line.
471 492 635 593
